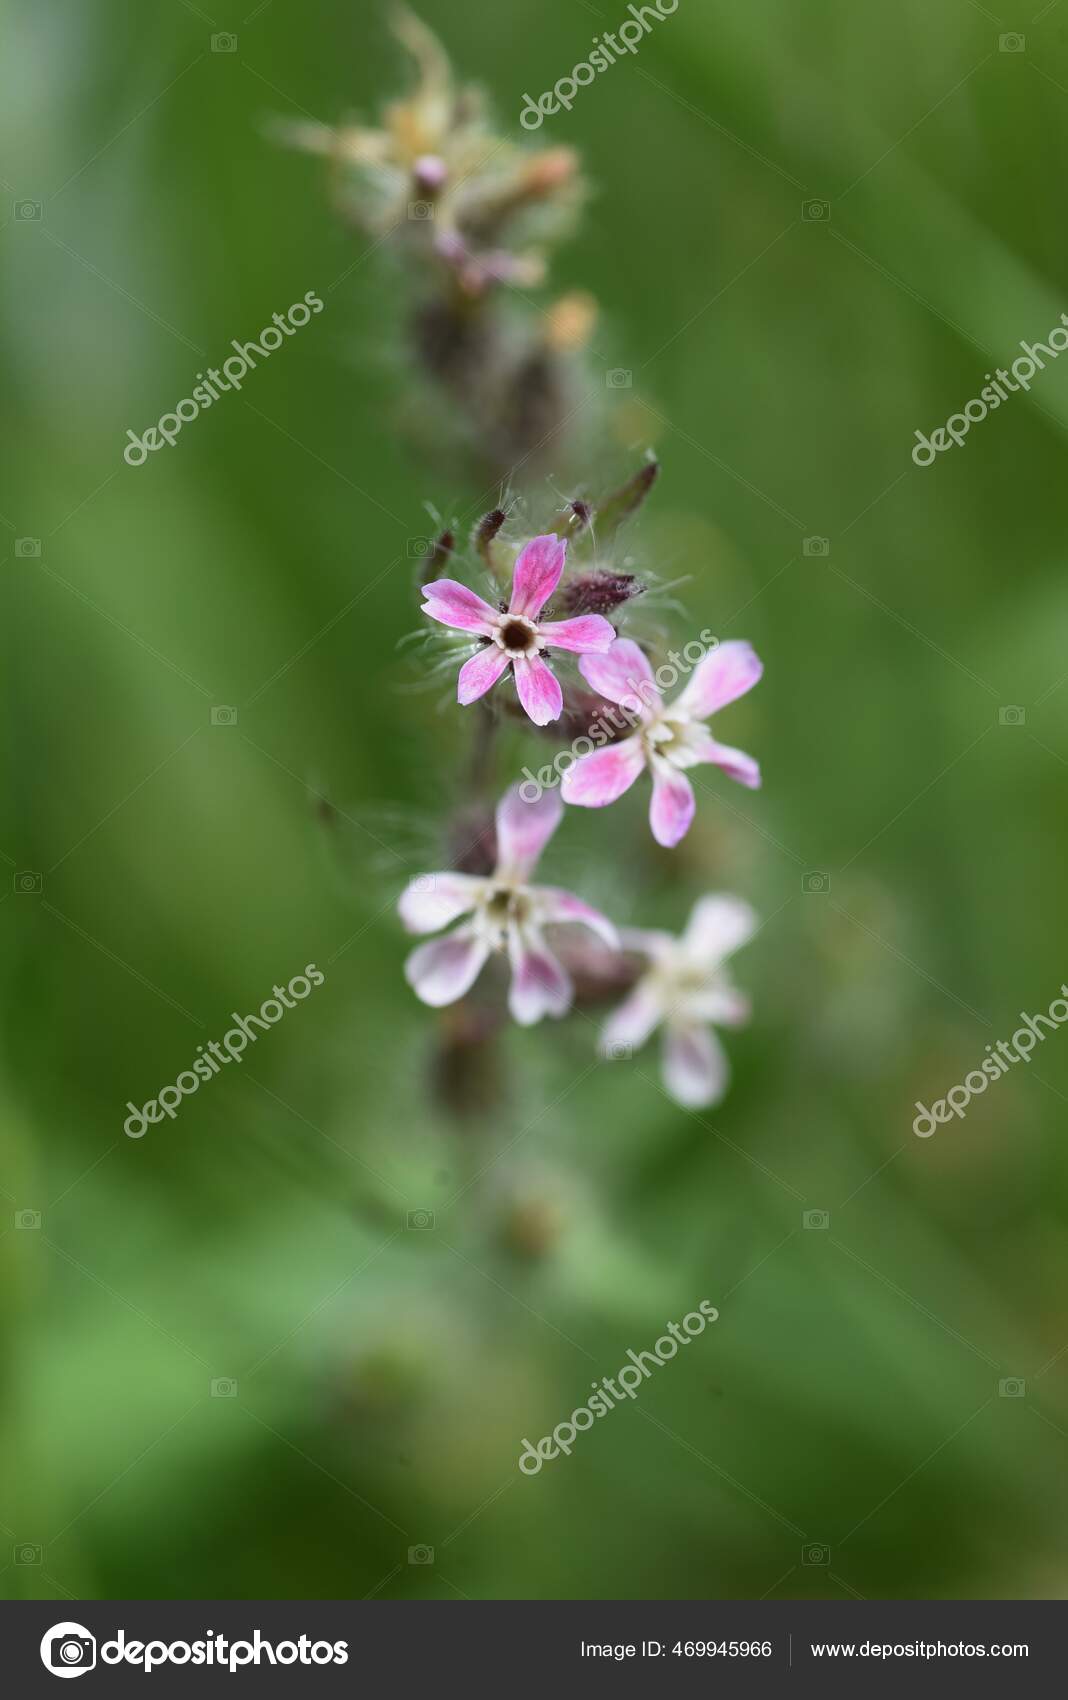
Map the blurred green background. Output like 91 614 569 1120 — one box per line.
3 0 1068 1601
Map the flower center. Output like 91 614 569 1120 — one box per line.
496 615 540 657
481 884 531 947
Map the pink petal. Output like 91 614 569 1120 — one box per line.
398 872 484 934
674 639 763 719
579 639 659 715
507 928 573 1025
692 735 761 790
560 735 646 807
457 644 510 705
683 895 758 963
509 534 566 619
422 578 498 634
495 784 564 881
536 887 620 949
649 758 695 847
404 926 490 1007
601 981 665 1054
513 653 563 725
662 1021 729 1109
538 615 616 654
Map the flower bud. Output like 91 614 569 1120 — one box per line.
560 570 644 616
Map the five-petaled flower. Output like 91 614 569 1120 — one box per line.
560 637 763 846
602 895 757 1108
399 784 618 1024
421 534 616 725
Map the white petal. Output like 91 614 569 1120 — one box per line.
682 895 758 966
495 784 564 882
535 886 620 949
507 926 573 1026
398 873 484 935
661 1022 730 1109
404 926 490 1007
600 978 666 1055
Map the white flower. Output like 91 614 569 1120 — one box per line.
399 785 618 1026
602 895 757 1107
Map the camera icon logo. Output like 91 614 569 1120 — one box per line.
802 870 829 895
998 705 1025 727
40 1622 97 1678
803 1209 829 1230
803 536 830 558
15 871 42 894
407 1209 435 1230
210 705 238 727
407 538 434 558
14 199 42 221
408 200 434 220
14 1542 42 1564
605 1041 633 1060
606 369 633 389
802 1542 830 1566
15 1209 41 1230
211 32 237 52
408 1544 434 1564
998 1377 1026 1398
210 1377 238 1397
15 537 41 557
999 33 1025 53
802 199 830 222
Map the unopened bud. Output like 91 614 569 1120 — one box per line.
420 530 455 585
413 153 448 194
560 570 644 617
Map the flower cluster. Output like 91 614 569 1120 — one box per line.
283 17 770 1115
401 500 766 1109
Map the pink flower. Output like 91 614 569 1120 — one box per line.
560 637 763 847
602 895 757 1109
399 785 618 1025
421 534 616 726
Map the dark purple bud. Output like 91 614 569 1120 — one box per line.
560 569 645 617
420 530 455 586
473 508 507 566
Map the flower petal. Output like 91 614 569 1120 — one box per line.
509 534 566 618
536 886 620 949
513 653 563 725
600 979 665 1054
495 784 564 881
538 614 616 654
691 735 761 790
404 926 490 1007
579 639 658 713
683 895 758 964
457 644 510 705
507 927 573 1025
674 639 763 719
422 579 498 634
661 1021 729 1109
560 735 646 807
398 872 484 935
649 758 695 847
